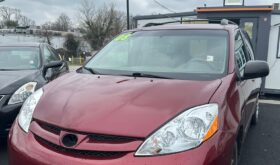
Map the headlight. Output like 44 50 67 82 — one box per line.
18 88 43 133
8 82 37 105
135 104 218 156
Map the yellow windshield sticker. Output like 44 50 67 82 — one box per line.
115 33 132 41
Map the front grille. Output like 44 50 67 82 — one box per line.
36 121 144 143
37 121 61 135
35 135 129 158
89 134 144 143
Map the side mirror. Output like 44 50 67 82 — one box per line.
45 68 54 81
43 61 64 81
242 61 269 80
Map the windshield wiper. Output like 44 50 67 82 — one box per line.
83 67 100 75
131 72 172 79
83 68 171 79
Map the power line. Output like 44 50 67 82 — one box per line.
162 13 181 21
153 0 177 13
152 0 180 21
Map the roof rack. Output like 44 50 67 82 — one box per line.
143 19 238 27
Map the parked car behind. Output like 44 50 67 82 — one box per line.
9 21 269 165
0 42 68 137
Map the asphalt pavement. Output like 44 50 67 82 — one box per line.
239 103 280 165
0 103 279 165
0 137 7 165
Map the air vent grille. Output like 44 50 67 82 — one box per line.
35 135 129 158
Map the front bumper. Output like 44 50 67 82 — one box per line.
9 120 235 165
0 95 22 137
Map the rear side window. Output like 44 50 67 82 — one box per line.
49 46 62 60
235 32 248 70
244 43 254 61
235 31 253 76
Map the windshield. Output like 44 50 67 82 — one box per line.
86 30 228 80
0 47 41 70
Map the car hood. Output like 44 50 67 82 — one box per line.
34 73 222 138
0 70 40 94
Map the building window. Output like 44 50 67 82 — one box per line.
224 0 244 6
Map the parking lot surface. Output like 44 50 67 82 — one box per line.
0 137 7 165
0 103 279 165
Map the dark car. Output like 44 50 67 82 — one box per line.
0 42 68 137
9 21 269 165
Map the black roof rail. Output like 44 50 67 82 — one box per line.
143 19 238 27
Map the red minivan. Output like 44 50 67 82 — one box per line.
8 21 269 165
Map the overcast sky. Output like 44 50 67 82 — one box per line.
1 0 279 25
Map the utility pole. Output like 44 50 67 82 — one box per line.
126 0 130 30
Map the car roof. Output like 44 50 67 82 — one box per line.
0 42 42 47
132 24 238 32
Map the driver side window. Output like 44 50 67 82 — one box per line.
43 45 59 64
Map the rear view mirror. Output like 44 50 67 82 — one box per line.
242 61 269 80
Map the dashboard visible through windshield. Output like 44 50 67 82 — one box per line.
0 47 40 70
85 30 229 80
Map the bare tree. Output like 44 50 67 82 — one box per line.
0 6 14 22
110 11 127 36
41 13 71 32
0 6 17 28
79 0 126 50
0 6 36 28
13 8 21 22
53 13 71 31
79 0 95 30
42 21 53 30
19 15 35 27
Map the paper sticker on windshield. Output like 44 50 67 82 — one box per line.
115 33 132 41
207 56 214 62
